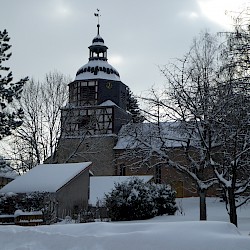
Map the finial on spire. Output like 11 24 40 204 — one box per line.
94 9 101 35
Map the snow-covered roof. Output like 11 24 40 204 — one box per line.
0 162 92 194
99 100 118 107
89 175 153 206
75 60 120 81
0 166 18 179
114 122 187 150
14 210 43 217
91 34 107 46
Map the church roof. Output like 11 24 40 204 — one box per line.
75 60 120 81
99 100 119 107
114 122 186 150
0 162 92 193
91 34 107 47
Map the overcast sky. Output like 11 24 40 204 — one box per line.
0 0 247 95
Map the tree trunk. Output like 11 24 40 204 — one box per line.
199 189 207 220
228 187 238 227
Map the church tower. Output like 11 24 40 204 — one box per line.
61 20 130 137
56 16 131 175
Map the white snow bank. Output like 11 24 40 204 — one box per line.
0 221 249 250
1 197 250 250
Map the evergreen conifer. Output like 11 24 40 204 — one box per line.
0 29 28 139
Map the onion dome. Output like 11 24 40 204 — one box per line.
92 34 105 44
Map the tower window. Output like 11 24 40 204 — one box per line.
80 86 96 101
69 80 97 106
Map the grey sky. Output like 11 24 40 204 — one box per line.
0 0 246 95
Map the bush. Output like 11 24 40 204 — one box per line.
149 183 177 216
0 192 18 214
104 177 177 221
0 192 57 224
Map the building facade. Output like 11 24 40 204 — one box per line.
54 23 201 198
54 23 131 176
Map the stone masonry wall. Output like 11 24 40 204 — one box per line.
55 135 117 176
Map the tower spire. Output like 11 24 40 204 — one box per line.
94 9 101 35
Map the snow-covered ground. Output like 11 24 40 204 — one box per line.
0 197 250 250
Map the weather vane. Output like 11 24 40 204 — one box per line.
94 9 101 35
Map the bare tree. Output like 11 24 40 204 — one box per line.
119 23 250 227
211 8 250 227
6 71 70 172
117 31 222 221
213 90 250 227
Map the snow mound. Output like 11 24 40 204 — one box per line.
0 221 249 250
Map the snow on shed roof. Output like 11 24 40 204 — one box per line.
89 175 153 206
0 162 92 194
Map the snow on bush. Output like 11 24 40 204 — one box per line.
104 177 177 221
0 192 57 224
149 182 177 216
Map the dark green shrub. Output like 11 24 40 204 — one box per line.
105 177 177 221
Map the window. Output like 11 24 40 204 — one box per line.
69 81 98 106
155 165 162 184
80 86 96 101
78 114 95 131
78 116 91 129
119 164 126 176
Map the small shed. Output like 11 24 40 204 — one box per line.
14 210 44 226
0 162 92 220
